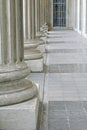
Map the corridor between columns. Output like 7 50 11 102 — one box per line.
30 30 87 130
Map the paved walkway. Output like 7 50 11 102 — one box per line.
29 30 87 130
46 30 87 101
46 30 87 130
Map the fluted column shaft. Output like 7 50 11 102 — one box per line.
39 0 48 33
0 0 37 106
23 0 36 42
43 0 48 31
1 0 23 65
35 0 45 31
38 0 41 31
23 0 45 47
86 0 87 33
35 0 40 33
36 0 44 33
40 0 44 27
44 0 47 24
42 0 45 25
82 0 86 33
23 0 31 40
31 0 36 39
42 0 47 26
77 0 80 31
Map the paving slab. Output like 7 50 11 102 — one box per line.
41 30 87 130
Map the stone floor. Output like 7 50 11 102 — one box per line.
29 30 87 130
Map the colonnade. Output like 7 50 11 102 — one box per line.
0 0 48 130
74 0 87 37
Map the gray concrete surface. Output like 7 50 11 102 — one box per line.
44 30 87 130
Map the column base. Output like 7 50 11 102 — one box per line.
37 44 46 53
24 49 43 60
0 79 38 106
40 28 48 33
25 58 44 72
25 38 45 46
41 36 47 42
24 42 39 49
0 62 38 106
42 24 48 30
40 29 47 35
24 45 44 72
0 96 39 130
36 31 46 38
36 38 45 45
40 24 48 33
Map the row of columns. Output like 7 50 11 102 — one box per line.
0 0 48 108
74 0 87 37
23 0 43 64
0 0 48 129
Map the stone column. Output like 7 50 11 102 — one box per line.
44 0 48 32
0 0 39 129
40 0 48 34
23 0 44 45
42 0 48 32
40 0 44 27
23 0 44 72
35 0 45 42
36 0 46 37
0 0 37 106
77 0 80 31
82 0 86 35
79 0 82 31
74 0 78 29
86 0 87 34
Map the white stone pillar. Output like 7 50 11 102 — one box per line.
44 0 48 28
73 0 76 29
43 0 48 32
86 0 87 34
74 0 78 29
79 0 83 32
40 0 45 29
77 0 80 31
40 0 44 27
0 0 38 106
82 0 86 36
36 0 46 37
44 0 47 25
23 0 44 72
35 0 45 43
40 0 48 34
35 0 44 37
0 0 39 129
23 0 44 45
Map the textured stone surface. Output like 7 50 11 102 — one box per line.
25 49 43 60
0 97 39 130
25 58 44 72
41 30 87 130
48 101 87 130
29 73 45 101
0 0 38 106
23 0 44 71
37 44 46 53
47 64 87 73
